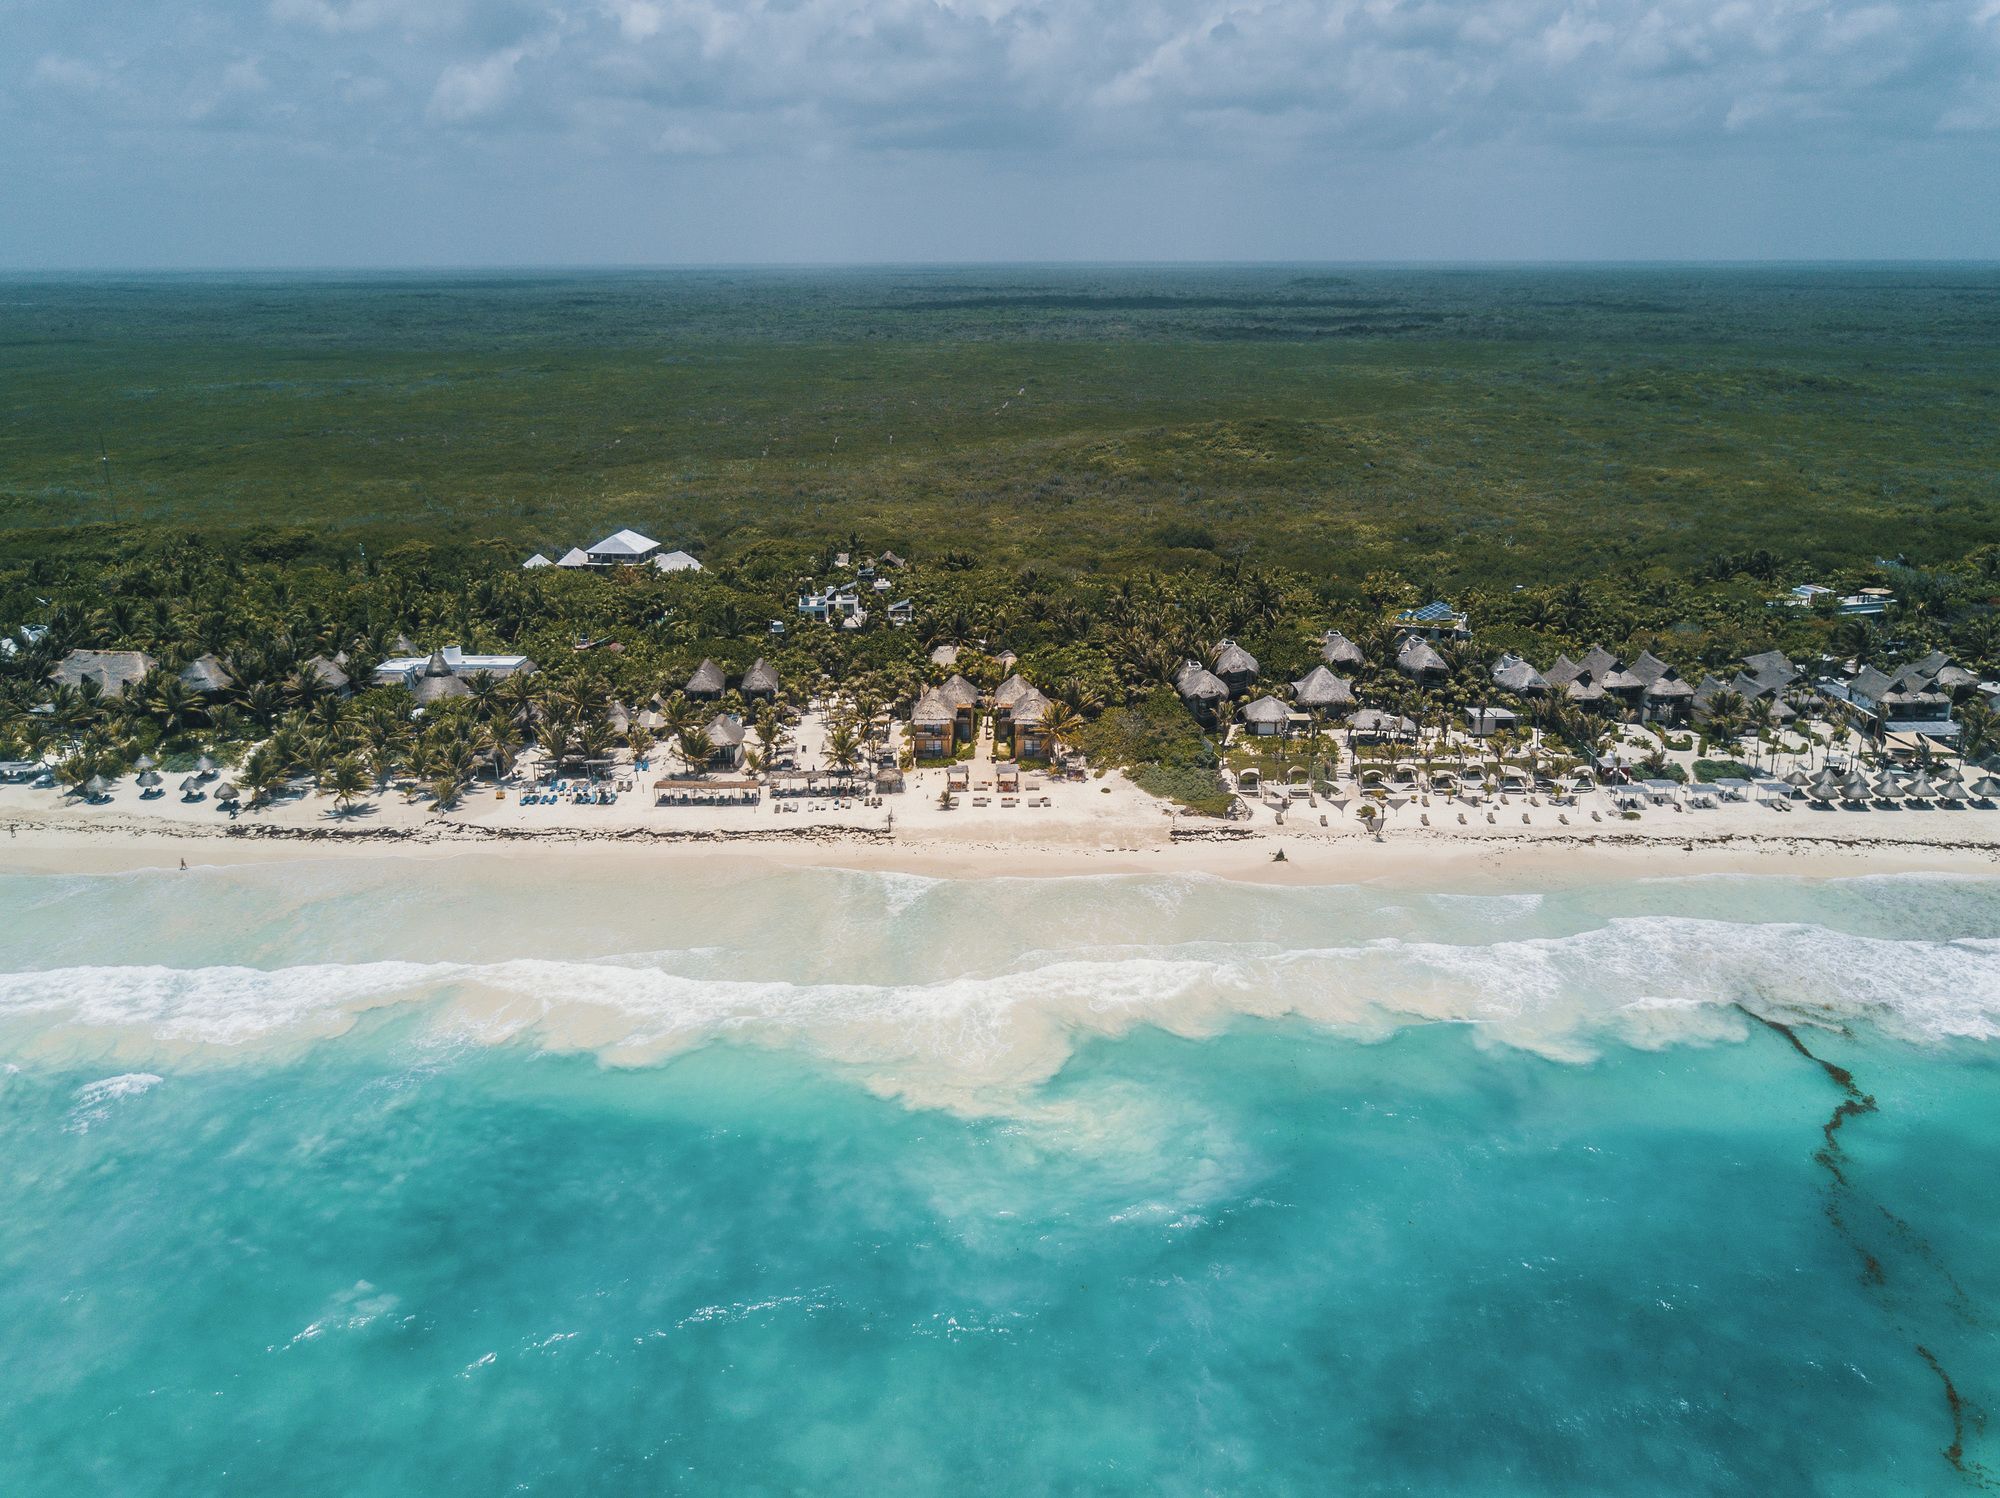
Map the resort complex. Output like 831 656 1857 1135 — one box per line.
8 529 2000 854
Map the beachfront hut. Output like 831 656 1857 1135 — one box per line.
179 654 236 695
1009 688 1054 758
413 649 471 706
1630 652 1694 721
1239 696 1291 738
1211 640 1259 697
1492 653 1549 695
705 714 747 771
992 674 1044 752
1321 631 1365 669
911 686 958 758
740 659 781 702
298 655 352 695
51 649 158 700
1290 665 1354 713
685 659 726 700
1174 661 1231 723
1396 635 1448 683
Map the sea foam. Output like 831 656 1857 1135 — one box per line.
2 912 1996 1110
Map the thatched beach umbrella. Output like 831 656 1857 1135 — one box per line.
82 774 109 799
1783 769 1811 788
134 753 157 772
179 776 202 797
1840 772 1873 802
1904 772 1941 802
1970 775 2000 800
136 769 163 788
195 754 218 777
214 780 241 803
1869 772 1902 801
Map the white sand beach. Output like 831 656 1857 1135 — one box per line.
7 761 1999 889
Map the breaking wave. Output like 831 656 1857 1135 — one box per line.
1 917 1996 1109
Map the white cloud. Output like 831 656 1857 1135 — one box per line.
428 42 538 123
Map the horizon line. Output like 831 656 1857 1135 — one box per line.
4 256 2000 278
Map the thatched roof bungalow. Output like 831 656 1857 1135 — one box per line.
52 649 156 699
1321 631 1365 668
1290 665 1355 711
740 659 781 700
1396 635 1448 681
1239 695 1291 737
685 659 726 699
1492 653 1548 695
1211 639 1259 695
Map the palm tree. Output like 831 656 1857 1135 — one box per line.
677 726 714 777
826 724 861 774
240 746 289 808
1040 702 1084 761
324 756 369 815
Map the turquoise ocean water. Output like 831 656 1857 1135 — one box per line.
1 857 1997 1495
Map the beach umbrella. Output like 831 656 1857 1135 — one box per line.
196 754 218 776
134 753 157 771
1869 773 1902 800
136 769 162 788
1970 775 2000 800
83 774 109 798
1840 772 1873 802
1783 769 1810 788
179 776 201 795
214 781 241 802
1935 774 1968 803
1905 773 1941 801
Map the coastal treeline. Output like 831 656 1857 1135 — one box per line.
5 523 1998 809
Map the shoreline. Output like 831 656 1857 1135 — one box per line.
6 800 1999 890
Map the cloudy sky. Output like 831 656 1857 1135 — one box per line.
6 0 1999 266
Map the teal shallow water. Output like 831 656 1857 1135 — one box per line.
1 860 1997 1495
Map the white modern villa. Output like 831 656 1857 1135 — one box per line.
523 529 703 572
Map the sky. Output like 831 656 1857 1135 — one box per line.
4 0 1999 267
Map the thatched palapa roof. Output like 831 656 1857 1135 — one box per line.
740 659 781 697
1175 660 1230 702
1239 695 1290 726
1321 631 1364 668
685 659 726 696
1290 665 1354 709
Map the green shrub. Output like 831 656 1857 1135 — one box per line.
1694 758 1758 782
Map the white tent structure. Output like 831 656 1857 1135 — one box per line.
585 529 661 565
